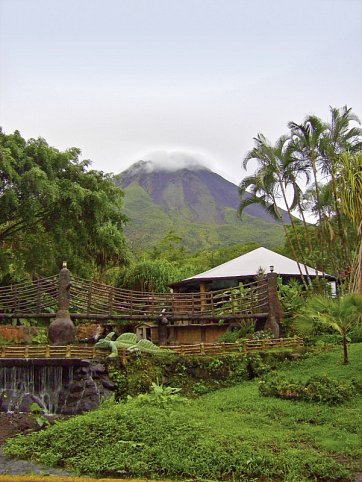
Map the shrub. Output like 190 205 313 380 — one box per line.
250 329 274 340
259 373 356 405
130 382 188 408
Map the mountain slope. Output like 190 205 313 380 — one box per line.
115 161 287 252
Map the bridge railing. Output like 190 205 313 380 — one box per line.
0 275 58 315
70 276 269 318
0 269 272 321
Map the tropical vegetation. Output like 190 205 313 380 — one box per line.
240 106 362 292
5 345 362 481
294 294 362 364
0 129 128 283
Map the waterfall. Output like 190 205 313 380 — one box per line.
0 365 73 414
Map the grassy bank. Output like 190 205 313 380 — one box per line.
5 345 362 481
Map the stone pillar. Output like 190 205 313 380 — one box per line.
48 263 75 345
158 315 168 345
265 272 283 338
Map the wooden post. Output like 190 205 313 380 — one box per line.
200 282 207 312
121 350 127 365
36 279 41 314
265 272 283 338
108 288 114 316
87 282 92 316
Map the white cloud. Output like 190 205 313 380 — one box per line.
136 149 213 172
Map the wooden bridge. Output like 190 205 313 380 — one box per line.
0 267 276 326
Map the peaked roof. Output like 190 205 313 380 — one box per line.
171 247 334 286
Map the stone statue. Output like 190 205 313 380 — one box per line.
48 263 76 345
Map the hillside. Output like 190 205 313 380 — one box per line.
115 161 287 252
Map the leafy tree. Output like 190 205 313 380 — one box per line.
116 259 194 293
0 129 128 281
294 294 362 364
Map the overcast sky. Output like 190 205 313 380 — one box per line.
1 0 361 184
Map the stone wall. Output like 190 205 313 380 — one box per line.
57 360 115 414
0 359 115 415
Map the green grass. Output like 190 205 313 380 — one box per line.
5 345 362 481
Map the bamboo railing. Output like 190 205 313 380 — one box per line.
0 345 105 359
0 338 302 359
161 337 303 355
0 275 58 315
0 273 269 321
69 276 269 318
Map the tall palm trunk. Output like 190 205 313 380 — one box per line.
308 155 329 276
342 333 349 364
277 175 311 285
329 162 351 269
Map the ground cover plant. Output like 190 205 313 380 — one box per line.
107 349 294 400
5 344 362 481
0 477 166 482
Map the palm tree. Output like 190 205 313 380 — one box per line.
294 294 362 364
240 134 311 286
288 115 329 273
320 107 362 268
335 152 362 293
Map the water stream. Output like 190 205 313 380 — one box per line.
0 364 73 414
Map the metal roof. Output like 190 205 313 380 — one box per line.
173 247 334 285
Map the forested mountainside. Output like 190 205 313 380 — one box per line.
115 161 287 251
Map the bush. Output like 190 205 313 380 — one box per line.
259 373 357 405
218 328 245 343
4 400 352 481
130 382 188 408
106 351 289 400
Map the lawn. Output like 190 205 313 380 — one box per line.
5 344 362 481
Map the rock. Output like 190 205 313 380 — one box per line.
102 379 115 390
48 310 75 345
91 363 106 375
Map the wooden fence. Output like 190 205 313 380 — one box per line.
161 337 303 355
0 338 303 360
0 345 105 359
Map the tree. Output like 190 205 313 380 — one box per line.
294 294 362 364
288 106 362 281
240 134 310 286
335 152 362 293
116 259 193 293
0 129 128 281
240 106 361 289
